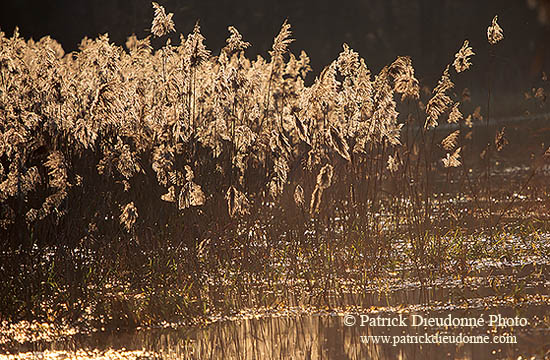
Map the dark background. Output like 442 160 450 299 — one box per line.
1 0 549 111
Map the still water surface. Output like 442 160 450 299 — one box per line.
4 303 549 359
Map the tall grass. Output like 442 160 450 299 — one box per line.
0 5 548 326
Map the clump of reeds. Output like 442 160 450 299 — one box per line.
0 6 547 325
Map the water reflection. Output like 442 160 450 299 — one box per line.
10 305 548 360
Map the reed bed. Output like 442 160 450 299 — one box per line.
0 5 549 328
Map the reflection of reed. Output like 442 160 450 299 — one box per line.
3 303 549 358
111 306 547 359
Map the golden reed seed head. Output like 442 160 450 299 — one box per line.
120 202 138 232
224 26 250 54
270 20 294 62
316 163 334 190
387 154 401 173
442 147 462 168
425 65 454 129
448 103 463 124
294 185 305 208
151 2 175 38
487 15 504 45
453 40 475 73
441 130 460 151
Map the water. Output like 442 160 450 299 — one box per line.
2 231 549 359
3 303 549 359
3 257 550 360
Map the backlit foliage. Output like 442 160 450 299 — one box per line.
3 8 545 325
0 6 508 245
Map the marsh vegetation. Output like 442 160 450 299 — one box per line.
1 3 550 358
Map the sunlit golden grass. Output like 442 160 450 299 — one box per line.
0 4 549 328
